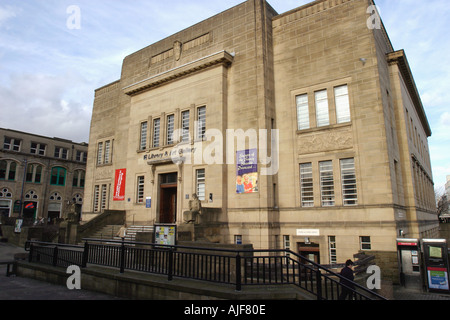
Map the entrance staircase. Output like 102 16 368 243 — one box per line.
83 225 154 243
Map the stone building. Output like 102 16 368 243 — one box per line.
0 128 88 224
84 0 438 269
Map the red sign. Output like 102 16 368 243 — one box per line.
113 169 126 201
397 242 417 246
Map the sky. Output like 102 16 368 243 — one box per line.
0 0 449 191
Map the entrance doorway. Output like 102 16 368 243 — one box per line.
298 242 320 264
23 201 38 220
159 173 177 223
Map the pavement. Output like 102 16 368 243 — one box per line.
0 242 123 300
1 241 450 301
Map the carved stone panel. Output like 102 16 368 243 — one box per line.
297 128 353 154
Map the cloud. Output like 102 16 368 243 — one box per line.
0 72 91 143
0 5 17 26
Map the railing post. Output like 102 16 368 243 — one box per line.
82 241 89 268
120 238 125 273
168 248 174 281
53 246 58 267
236 252 241 291
316 268 322 300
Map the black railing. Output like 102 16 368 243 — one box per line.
25 239 386 300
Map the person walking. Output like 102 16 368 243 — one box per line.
116 223 128 240
339 259 355 300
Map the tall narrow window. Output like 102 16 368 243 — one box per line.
300 163 314 207
319 161 334 206
8 162 16 181
26 164 42 183
335 85 351 123
340 158 358 205
181 111 190 142
328 236 337 264
137 176 145 203
140 121 148 150
167 114 175 145
315 90 329 127
196 169 205 201
93 185 100 212
101 184 108 210
153 118 160 148
296 94 309 130
104 140 111 164
197 106 206 140
97 142 103 165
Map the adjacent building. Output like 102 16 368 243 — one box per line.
84 0 438 272
0 128 88 224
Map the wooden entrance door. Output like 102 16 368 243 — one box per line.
159 184 177 223
298 243 320 264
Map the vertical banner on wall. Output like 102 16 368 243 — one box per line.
113 169 126 201
236 149 258 194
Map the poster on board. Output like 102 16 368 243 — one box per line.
113 169 126 201
154 224 176 246
236 149 258 194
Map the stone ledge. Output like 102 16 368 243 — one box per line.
15 261 311 300
123 51 234 96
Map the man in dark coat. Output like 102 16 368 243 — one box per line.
339 259 355 300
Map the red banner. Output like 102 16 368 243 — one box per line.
113 169 126 201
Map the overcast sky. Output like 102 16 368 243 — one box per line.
0 0 449 190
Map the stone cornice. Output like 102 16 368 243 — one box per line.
387 50 432 137
123 51 234 96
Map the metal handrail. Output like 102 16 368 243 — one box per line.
25 239 387 300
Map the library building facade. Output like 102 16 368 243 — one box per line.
84 0 438 276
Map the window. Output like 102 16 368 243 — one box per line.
328 236 337 264
50 167 66 186
137 176 145 203
73 170 85 188
181 111 190 142
340 158 358 205
234 235 242 245
319 161 334 206
26 164 42 183
300 163 314 207
360 236 371 250
0 161 18 181
167 114 175 145
30 142 46 156
76 150 87 162
93 185 100 212
296 94 310 130
153 118 160 148
335 85 351 123
54 147 68 159
196 169 205 201
101 184 108 210
0 187 12 198
97 140 112 165
25 190 38 200
49 192 62 201
197 106 206 140
97 142 103 165
3 137 21 151
140 121 148 151
104 140 111 164
315 90 329 127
